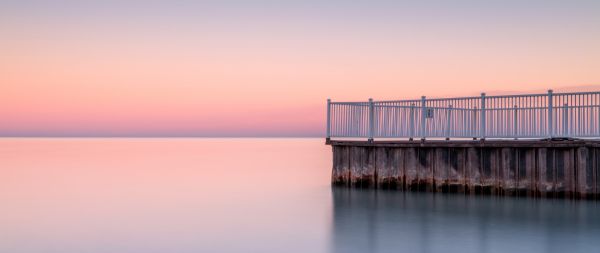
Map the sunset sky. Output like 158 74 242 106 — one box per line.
2 0 600 136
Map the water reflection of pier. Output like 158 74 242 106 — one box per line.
330 188 599 253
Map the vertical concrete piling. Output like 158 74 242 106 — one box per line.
329 140 600 199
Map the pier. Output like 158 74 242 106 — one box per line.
326 90 600 198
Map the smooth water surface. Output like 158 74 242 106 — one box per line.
1 138 599 253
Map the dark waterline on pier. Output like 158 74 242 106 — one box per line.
1 138 599 252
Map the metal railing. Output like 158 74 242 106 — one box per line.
326 90 600 140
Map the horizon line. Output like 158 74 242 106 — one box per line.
0 136 325 138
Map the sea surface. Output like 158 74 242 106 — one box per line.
1 138 599 253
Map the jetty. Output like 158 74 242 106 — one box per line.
326 90 600 199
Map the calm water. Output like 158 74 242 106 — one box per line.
1 138 599 253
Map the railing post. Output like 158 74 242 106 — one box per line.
480 93 486 140
368 98 374 142
513 105 518 140
563 103 568 137
445 104 452 140
409 103 415 140
548 89 553 138
472 106 477 140
421 96 426 140
326 99 331 140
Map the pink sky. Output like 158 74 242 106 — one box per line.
1 1 600 136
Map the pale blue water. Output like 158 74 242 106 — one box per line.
0 138 599 253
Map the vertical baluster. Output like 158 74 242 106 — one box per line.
548 90 553 138
368 98 374 141
409 103 415 140
326 99 331 138
577 94 581 136
480 93 486 139
359 103 364 137
446 104 452 140
473 106 478 139
421 96 426 140
564 103 569 137
513 105 518 139
352 104 356 137
342 104 346 136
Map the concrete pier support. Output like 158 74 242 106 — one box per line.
329 139 600 199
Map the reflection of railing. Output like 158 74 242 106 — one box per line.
326 90 600 140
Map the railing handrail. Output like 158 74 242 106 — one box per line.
327 90 600 140
372 91 600 103
330 101 369 104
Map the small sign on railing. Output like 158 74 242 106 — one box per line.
425 108 434 118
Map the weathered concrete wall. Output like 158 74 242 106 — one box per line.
329 140 600 199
